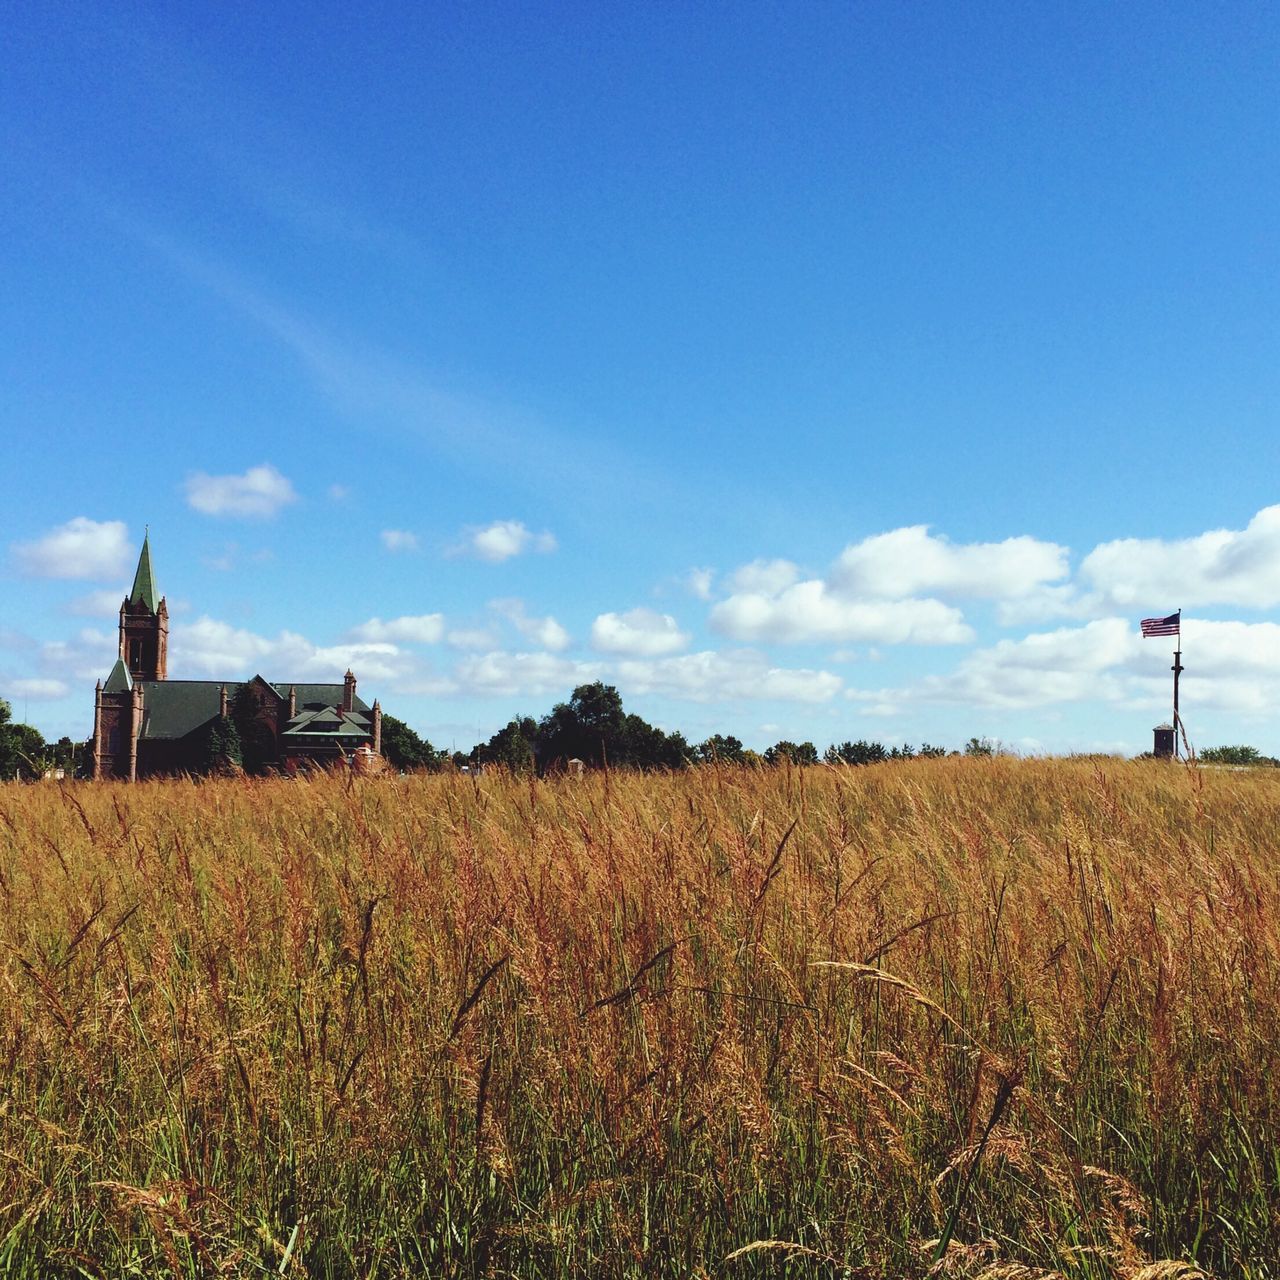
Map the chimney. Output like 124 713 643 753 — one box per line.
343 669 356 713
219 685 228 718
288 685 297 718
372 699 382 755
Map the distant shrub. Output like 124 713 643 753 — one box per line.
1200 744 1277 766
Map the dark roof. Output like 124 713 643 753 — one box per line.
129 535 159 613
134 679 372 740
270 683 371 714
136 681 222 739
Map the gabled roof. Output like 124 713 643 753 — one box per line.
103 658 133 693
129 534 159 613
283 718 368 739
282 703 372 739
130 679 373 740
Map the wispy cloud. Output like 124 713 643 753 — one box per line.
107 220 703 524
64 587 128 617
489 599 571 651
380 529 420 553
5 678 70 701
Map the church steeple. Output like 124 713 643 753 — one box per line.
129 531 159 613
119 531 168 681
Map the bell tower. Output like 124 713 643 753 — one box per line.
119 532 168 682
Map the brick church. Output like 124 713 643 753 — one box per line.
92 535 383 780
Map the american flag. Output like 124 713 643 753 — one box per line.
1140 611 1181 638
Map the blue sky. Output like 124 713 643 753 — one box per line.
3 1 1278 755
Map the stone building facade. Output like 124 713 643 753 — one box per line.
92 536 383 780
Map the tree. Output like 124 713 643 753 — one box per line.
964 737 995 757
478 717 538 773
537 682 628 768
0 697 47 779
824 739 887 766
918 743 947 759
380 714 444 771
624 715 690 770
230 685 276 775
535 683 689 771
697 734 746 765
765 740 819 766
198 715 242 774
1200 745 1273 766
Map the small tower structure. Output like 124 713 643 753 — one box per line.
94 658 141 780
118 533 168 682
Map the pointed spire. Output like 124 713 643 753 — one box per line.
128 532 159 613
103 658 133 694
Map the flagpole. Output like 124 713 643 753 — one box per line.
1172 609 1183 758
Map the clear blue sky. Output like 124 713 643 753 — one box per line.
3 1 1278 755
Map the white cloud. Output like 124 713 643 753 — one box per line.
6 678 70 701
615 649 843 704
185 464 297 519
347 614 445 645
454 520 557 563
729 558 801 595
850 616 1280 718
711 582 973 645
489 598 571 651
710 527 1063 646
451 651 600 697
1082 505 1280 609
831 526 1069 601
169 617 277 673
65 587 129 617
170 616 418 685
591 608 690 656
13 518 132 580
381 529 420 553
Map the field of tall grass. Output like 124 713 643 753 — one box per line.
1 758 1277 1278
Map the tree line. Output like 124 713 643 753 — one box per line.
4 684 1277 779
387 684 1004 773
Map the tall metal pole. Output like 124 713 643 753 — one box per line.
1172 613 1183 758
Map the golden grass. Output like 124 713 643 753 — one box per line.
1 757 1277 1277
